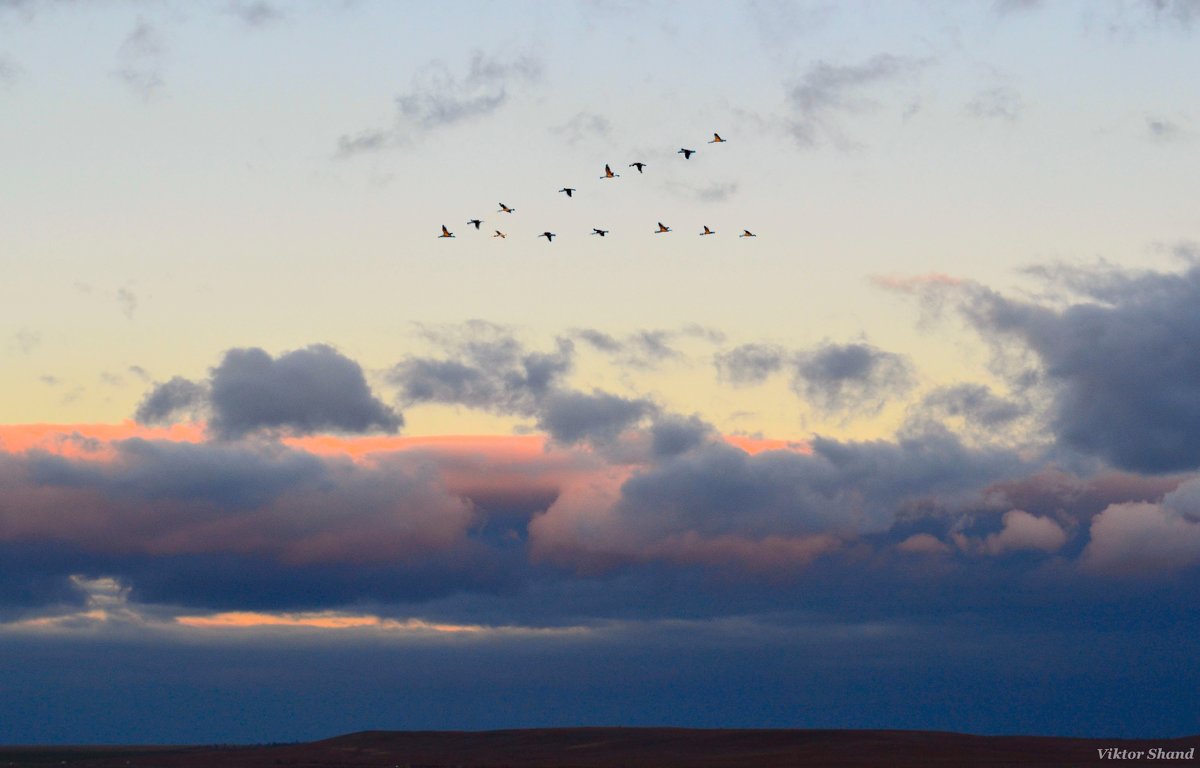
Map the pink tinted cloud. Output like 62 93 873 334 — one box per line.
1082 499 1200 576
982 509 1067 555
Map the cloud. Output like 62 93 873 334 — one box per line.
9 328 39 355
113 18 165 100
551 111 612 145
982 509 1067 555
917 384 1027 429
896 532 951 554
531 429 1029 572
1082 475 1200 576
966 87 1022 122
888 263 1200 473
573 328 682 369
785 54 929 148
116 287 137 319
0 439 477 579
226 0 285 27
392 324 655 446
135 345 402 439
649 413 715 458
1082 499 1200 576
336 129 390 157
393 323 573 415
0 52 21 85
208 346 402 439
792 342 914 416
1146 116 1184 143
535 390 656 446
134 376 208 425
715 343 787 386
993 0 1045 15
337 51 542 156
1143 0 1200 27
661 181 740 204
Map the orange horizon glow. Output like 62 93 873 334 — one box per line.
0 422 810 458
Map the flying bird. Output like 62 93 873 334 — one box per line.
655 222 671 233
678 148 695 159
559 187 576 197
739 229 757 238
591 228 609 236
540 232 556 242
467 219 482 229
498 203 516 213
700 225 715 236
629 162 646 173
493 230 506 238
707 133 726 143
601 164 619 179
439 225 455 238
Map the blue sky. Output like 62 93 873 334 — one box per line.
2 0 1200 743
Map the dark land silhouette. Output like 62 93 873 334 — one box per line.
2 728 1197 767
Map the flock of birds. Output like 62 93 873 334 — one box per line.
438 133 758 242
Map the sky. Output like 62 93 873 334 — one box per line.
2 0 1200 745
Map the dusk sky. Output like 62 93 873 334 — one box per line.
3 0 1200 744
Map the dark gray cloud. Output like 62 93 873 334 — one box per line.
113 18 165 100
536 390 656 446
208 345 401 439
918 384 1027 429
134 376 207 425
392 324 573 415
135 345 401 438
792 342 914 416
337 51 542 156
966 87 1022 122
531 428 1032 573
648 413 714 458
785 54 928 148
714 343 787 386
391 324 662 446
573 328 682 369
895 264 1200 473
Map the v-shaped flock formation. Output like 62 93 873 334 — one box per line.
438 133 756 242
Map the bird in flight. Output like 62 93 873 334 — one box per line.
739 229 757 238
467 219 482 229
678 148 695 159
708 133 726 144
559 187 576 197
499 203 516 213
540 232 556 242
700 225 716 236
601 164 619 179
493 230 506 238
655 222 671 233
629 162 646 173
591 228 609 237
439 225 455 238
